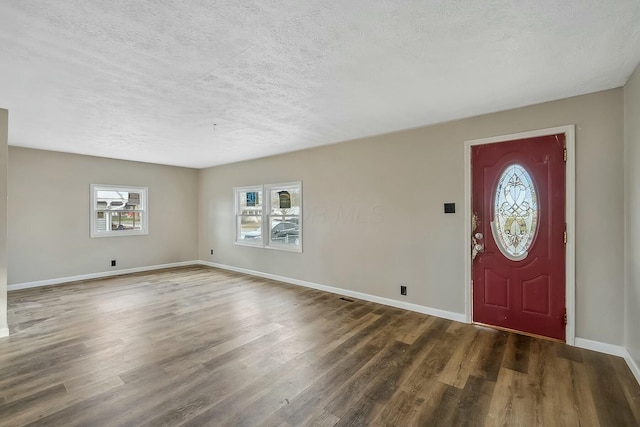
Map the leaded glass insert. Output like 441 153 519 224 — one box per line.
491 164 538 260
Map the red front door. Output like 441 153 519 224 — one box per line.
472 134 566 340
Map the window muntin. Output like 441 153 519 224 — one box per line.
91 185 148 237
235 186 263 245
491 164 538 260
234 182 302 252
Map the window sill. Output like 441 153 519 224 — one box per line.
91 230 149 238
265 244 302 253
234 240 264 248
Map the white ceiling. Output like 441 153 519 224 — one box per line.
1 1 639 169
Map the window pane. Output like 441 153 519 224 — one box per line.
96 212 108 232
270 187 300 215
110 212 143 231
269 216 300 245
96 190 142 210
238 190 262 213
492 164 538 260
239 216 262 241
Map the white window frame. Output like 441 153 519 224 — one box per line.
234 185 264 247
265 182 302 252
91 184 148 238
234 181 302 253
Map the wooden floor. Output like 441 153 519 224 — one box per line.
1 266 639 426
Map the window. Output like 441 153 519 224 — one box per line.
266 183 301 249
235 182 302 252
491 164 538 260
235 185 263 246
91 184 148 237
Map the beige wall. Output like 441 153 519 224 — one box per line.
8 148 199 285
624 64 640 367
199 89 625 345
0 110 7 336
4 88 629 347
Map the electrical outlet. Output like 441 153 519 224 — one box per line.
210 249 214 255
111 260 116 267
400 285 407 296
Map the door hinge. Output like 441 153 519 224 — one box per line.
563 148 567 162
563 310 567 326
563 230 567 244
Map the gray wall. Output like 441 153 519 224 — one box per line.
0 110 7 336
624 64 640 368
199 89 625 345
8 148 199 285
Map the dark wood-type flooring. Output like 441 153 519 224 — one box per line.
1 266 639 426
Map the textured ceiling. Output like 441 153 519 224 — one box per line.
1 1 640 168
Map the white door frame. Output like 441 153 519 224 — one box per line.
463 125 576 345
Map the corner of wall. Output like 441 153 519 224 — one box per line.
623 62 640 373
0 109 8 335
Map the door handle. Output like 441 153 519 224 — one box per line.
472 213 482 260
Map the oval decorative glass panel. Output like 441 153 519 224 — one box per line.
491 164 538 260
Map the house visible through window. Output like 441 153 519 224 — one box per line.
235 182 302 252
91 184 148 237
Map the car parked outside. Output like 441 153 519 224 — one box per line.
271 221 299 243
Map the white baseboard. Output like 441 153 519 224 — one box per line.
574 337 627 357
7 261 199 291
198 260 467 323
0 327 8 338
575 337 640 385
624 352 640 386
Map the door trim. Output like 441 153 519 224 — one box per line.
464 125 576 345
